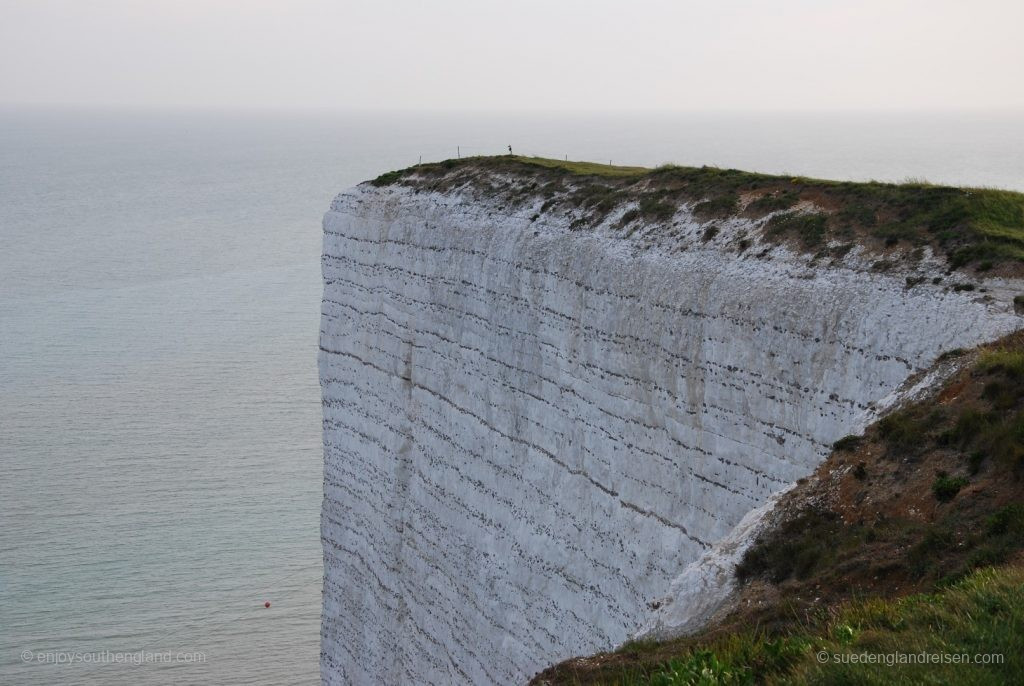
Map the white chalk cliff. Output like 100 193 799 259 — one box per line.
319 167 1021 685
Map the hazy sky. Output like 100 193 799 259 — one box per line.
2 0 1022 111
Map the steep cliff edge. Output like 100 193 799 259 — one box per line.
319 157 1024 685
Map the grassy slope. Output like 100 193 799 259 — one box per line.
532 335 1024 685
371 155 1024 270
539 564 1024 686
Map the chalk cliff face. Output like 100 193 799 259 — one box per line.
319 170 1021 685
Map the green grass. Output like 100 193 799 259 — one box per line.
978 349 1024 378
616 565 1024 685
369 155 1024 268
500 156 649 178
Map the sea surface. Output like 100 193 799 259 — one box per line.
1 107 1022 685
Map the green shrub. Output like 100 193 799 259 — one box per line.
748 191 799 214
938 409 990 448
932 473 969 502
986 504 1024 536
638 197 676 222
837 203 877 227
693 194 739 218
877 410 927 451
833 435 863 451
736 509 840 583
937 347 966 361
968 450 987 474
986 411 1024 469
907 526 956 576
982 380 1019 410
765 212 829 248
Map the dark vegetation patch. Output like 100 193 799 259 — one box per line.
832 434 863 451
764 212 828 248
931 473 968 502
368 155 1024 269
735 509 845 583
637 197 677 222
747 190 799 214
692 193 738 219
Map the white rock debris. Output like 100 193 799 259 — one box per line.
319 178 1021 685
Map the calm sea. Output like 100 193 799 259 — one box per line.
1 107 1022 685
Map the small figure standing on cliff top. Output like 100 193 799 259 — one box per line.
508 145 512 154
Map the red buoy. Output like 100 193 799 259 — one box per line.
264 601 271 609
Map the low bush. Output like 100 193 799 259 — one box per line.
748 190 799 214
693 194 738 218
638 197 676 222
932 473 968 502
833 435 863 451
764 212 828 248
736 509 842 583
877 410 926 451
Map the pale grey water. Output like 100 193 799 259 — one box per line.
1 107 1022 685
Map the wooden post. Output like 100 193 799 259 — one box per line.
458 146 460 159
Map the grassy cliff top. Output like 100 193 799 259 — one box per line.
370 155 1024 273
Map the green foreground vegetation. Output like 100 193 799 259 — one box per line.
615 564 1023 686
372 155 1024 269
